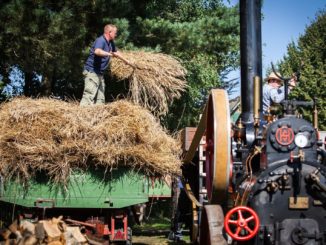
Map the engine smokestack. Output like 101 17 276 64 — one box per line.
240 0 262 123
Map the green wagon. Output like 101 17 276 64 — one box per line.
0 167 171 244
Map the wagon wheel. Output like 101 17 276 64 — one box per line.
205 89 231 205
199 205 227 245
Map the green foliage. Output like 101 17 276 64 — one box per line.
134 4 239 129
0 1 90 97
279 10 326 130
0 0 239 130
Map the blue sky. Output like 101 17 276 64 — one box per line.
261 0 325 74
224 0 325 96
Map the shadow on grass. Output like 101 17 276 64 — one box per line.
132 229 191 245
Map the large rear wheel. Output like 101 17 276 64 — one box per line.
199 205 227 245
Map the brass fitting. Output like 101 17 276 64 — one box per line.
254 76 261 127
234 118 245 142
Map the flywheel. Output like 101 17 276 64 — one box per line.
205 89 231 205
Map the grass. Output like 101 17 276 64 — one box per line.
133 216 171 231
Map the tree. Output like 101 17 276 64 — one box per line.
279 10 326 130
133 2 239 129
0 0 239 130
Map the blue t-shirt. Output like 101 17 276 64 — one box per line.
84 35 117 74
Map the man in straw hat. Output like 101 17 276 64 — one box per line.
262 71 297 114
80 24 132 106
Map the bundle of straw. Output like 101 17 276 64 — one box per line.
0 98 181 187
110 51 187 116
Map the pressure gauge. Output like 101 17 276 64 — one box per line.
294 133 309 148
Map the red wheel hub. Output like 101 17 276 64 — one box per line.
224 206 260 241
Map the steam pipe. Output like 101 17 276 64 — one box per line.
240 0 262 123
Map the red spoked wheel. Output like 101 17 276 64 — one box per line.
224 206 260 242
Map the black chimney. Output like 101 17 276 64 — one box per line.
240 0 262 123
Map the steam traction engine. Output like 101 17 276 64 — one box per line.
183 88 326 245
181 0 326 244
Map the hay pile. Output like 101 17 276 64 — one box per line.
110 51 187 115
0 98 181 187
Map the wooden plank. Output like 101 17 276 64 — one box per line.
39 220 61 241
66 227 87 243
181 127 197 151
183 104 207 163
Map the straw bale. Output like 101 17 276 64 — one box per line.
0 98 181 186
110 51 187 115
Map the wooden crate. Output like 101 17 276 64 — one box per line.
181 127 197 151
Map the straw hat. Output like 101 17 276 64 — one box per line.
265 72 282 82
